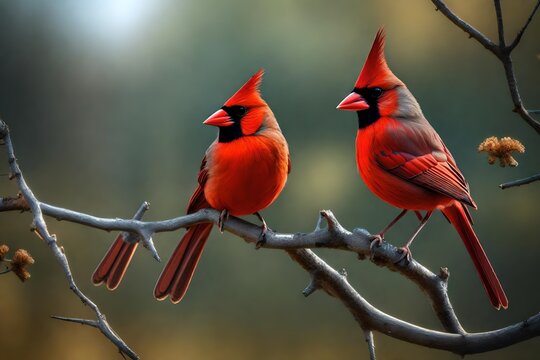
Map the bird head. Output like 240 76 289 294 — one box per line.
204 69 269 143
337 28 418 128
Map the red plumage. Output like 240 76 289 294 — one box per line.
92 233 138 290
93 70 290 303
154 70 290 303
338 28 507 309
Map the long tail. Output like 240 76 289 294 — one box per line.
154 223 213 303
92 233 139 290
442 203 508 309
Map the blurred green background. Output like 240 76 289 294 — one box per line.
1 0 539 359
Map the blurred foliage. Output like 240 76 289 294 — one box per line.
0 0 539 359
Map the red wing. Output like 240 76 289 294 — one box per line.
187 155 211 214
374 122 476 208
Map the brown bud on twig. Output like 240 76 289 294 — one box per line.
0 244 9 260
10 249 35 282
478 136 525 167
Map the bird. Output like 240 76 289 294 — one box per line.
91 69 290 303
336 28 508 309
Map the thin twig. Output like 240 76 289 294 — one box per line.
494 0 506 47
0 120 139 360
431 0 499 56
364 329 376 360
431 0 540 134
0 193 29 211
51 315 99 328
499 173 540 189
508 0 540 51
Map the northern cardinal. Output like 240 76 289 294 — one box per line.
337 29 508 309
93 70 290 302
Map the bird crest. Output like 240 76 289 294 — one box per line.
224 68 266 107
355 28 402 89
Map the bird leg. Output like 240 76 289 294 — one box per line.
369 209 408 260
371 209 409 254
395 211 433 264
217 209 229 233
254 212 269 249
377 209 409 239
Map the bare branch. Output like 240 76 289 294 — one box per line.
2 118 540 355
431 0 500 56
431 0 540 134
0 193 29 211
494 0 506 47
499 173 540 189
364 329 376 360
514 104 540 134
0 200 465 334
302 272 319 297
508 0 540 51
51 315 99 328
287 248 540 355
10 190 540 354
0 119 139 360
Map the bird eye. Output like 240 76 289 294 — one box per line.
372 87 383 98
237 106 247 116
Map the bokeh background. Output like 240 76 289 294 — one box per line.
0 0 539 359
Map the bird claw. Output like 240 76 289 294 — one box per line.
255 223 269 249
369 234 384 260
218 210 229 233
395 246 412 264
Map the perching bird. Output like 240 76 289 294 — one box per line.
336 28 508 309
92 69 290 302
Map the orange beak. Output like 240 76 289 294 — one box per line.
336 92 369 111
203 109 234 127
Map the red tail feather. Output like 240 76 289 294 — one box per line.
92 234 139 290
442 203 508 309
154 223 213 303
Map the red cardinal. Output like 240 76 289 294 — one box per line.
337 29 508 309
93 70 290 302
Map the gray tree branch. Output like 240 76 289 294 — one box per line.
499 173 540 189
508 0 540 51
287 248 540 355
5 199 538 355
431 0 540 135
0 120 139 360
2 120 540 355
0 196 464 334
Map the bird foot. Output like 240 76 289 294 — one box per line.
395 246 413 264
369 234 384 260
255 223 269 249
218 210 229 233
